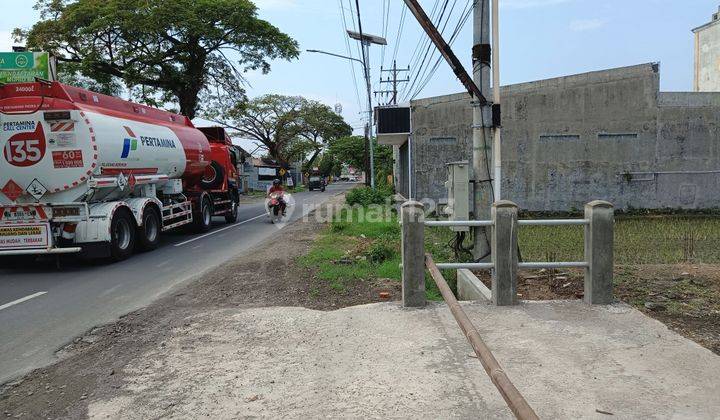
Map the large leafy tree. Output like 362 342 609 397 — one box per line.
15 0 299 118
329 135 394 184
208 94 351 168
298 101 351 169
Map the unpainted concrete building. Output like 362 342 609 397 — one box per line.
694 6 720 92
399 63 720 211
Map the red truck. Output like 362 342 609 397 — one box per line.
0 80 242 261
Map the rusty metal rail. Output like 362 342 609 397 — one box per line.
425 253 540 420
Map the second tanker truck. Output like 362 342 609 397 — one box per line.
0 80 243 261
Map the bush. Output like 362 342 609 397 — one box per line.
366 241 395 263
345 186 393 206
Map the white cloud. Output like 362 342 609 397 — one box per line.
569 18 605 32
501 0 572 10
0 31 15 52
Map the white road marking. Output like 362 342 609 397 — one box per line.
0 292 47 311
173 213 266 247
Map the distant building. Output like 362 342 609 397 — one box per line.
693 6 720 92
247 157 302 191
399 63 720 211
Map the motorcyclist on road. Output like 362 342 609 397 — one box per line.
266 179 287 216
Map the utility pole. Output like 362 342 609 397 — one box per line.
375 60 410 105
472 0 493 260
401 0 500 260
350 0 386 189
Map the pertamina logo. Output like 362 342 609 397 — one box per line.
120 126 177 159
120 126 138 159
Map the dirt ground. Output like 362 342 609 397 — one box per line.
0 195 398 419
477 264 720 355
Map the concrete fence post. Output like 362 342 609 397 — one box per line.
401 200 426 307
492 200 518 306
584 200 614 304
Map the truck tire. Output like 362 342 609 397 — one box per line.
109 208 135 262
193 196 213 233
225 192 239 223
137 207 161 252
200 161 225 190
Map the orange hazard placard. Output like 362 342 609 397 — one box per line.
52 150 84 168
1 180 23 201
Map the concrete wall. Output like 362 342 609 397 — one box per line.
694 12 720 92
409 63 720 211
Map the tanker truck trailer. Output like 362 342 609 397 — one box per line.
0 81 243 261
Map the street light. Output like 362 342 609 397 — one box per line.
306 49 364 65
347 29 386 189
307 30 386 188
306 47 377 187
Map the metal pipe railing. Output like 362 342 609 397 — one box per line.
424 220 493 227
425 219 587 227
426 254 540 420
518 219 588 226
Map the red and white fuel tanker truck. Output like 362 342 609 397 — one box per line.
0 80 243 261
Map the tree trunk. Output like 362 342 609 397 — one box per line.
305 149 321 171
177 88 200 120
177 48 206 120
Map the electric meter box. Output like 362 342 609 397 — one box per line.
444 161 470 232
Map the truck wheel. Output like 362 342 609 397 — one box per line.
137 207 161 252
110 208 135 262
193 196 213 233
200 161 225 190
225 193 239 223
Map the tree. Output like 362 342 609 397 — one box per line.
207 94 304 167
317 153 341 177
208 94 351 168
15 0 299 119
328 135 366 170
298 101 351 169
329 135 394 185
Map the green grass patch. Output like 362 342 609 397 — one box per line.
300 205 466 299
330 207 400 239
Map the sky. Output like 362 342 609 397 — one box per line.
0 0 718 139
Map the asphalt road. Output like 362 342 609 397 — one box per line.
0 183 351 384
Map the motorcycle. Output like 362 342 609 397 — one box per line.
266 191 286 224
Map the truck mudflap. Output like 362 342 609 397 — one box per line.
0 203 89 255
0 221 81 255
0 222 52 250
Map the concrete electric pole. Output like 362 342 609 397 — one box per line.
402 0 500 261
472 0 493 260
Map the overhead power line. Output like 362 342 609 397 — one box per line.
337 0 363 112
391 6 408 63
402 0 455 101
410 0 474 99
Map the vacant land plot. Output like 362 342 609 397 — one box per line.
508 215 720 354
518 215 720 264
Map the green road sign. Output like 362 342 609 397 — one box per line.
0 52 50 83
